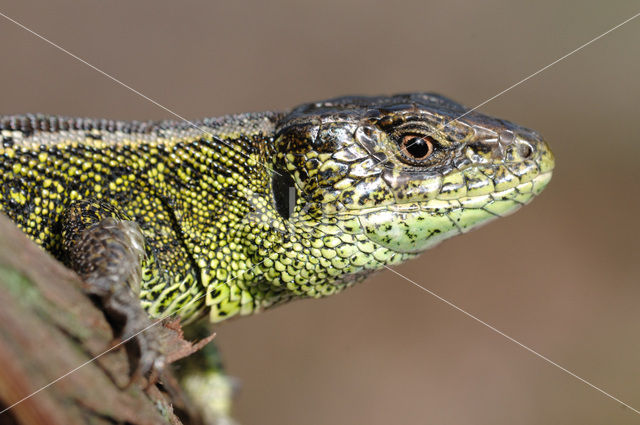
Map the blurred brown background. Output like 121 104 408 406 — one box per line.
1 1 639 424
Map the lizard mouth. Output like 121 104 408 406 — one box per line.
348 171 553 254
388 170 553 214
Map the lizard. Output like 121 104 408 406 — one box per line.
0 93 554 422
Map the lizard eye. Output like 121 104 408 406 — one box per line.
399 134 435 162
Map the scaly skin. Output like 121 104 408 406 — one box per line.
0 93 554 324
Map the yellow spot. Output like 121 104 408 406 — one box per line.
9 191 26 205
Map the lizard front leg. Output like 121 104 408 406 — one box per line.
60 199 165 377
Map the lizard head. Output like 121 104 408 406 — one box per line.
232 93 554 316
270 93 555 248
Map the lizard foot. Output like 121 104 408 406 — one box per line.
105 286 167 381
60 200 166 381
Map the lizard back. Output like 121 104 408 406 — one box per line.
0 112 281 319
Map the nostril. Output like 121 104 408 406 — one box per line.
518 141 534 159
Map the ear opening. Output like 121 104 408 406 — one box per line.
271 168 297 220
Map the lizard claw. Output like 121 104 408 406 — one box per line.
119 311 167 383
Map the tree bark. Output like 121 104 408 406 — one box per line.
0 214 201 425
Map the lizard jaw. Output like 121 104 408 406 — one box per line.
351 171 553 254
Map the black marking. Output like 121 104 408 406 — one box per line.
272 167 297 220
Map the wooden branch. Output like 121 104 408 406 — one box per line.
0 214 202 425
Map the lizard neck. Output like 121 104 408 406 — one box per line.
157 112 288 322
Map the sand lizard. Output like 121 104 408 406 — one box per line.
0 93 554 421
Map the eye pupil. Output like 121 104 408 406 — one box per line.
401 135 434 161
406 137 429 158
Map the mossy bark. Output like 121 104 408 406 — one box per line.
0 214 197 425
